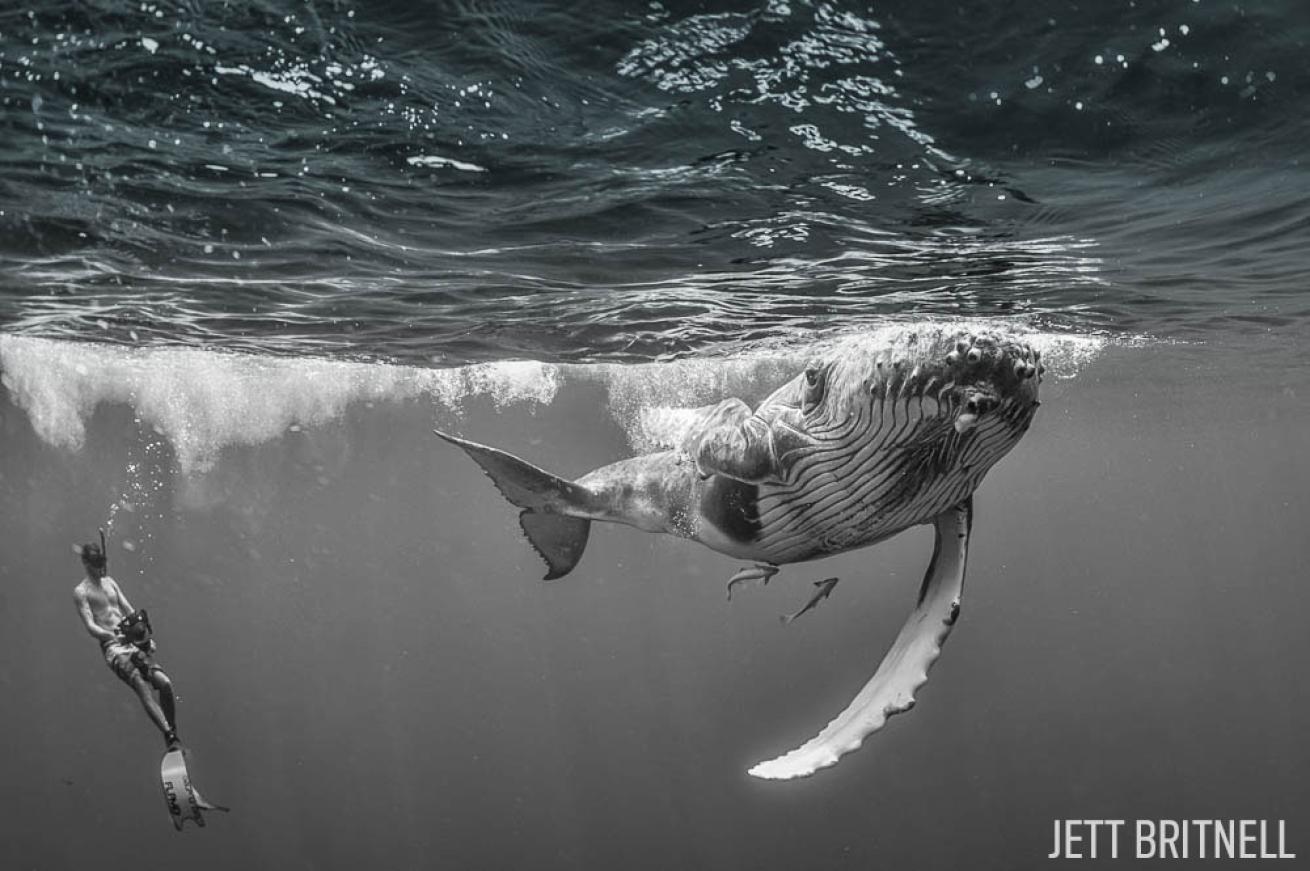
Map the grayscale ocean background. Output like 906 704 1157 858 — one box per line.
1 1 1307 868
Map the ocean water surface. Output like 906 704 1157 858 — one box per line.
1 1 1308 868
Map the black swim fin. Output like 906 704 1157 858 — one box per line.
435 430 593 579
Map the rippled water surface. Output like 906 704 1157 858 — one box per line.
3 0 1308 362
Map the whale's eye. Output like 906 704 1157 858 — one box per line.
802 362 827 412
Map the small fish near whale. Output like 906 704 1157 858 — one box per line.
436 328 1043 779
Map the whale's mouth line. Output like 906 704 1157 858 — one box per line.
761 385 1037 558
806 370 1027 446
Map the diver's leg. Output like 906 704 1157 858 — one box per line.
149 668 177 733
129 672 172 738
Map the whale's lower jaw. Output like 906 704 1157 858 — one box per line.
748 497 972 780
732 396 1031 567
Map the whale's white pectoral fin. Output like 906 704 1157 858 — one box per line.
748 497 972 780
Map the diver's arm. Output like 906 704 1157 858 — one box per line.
107 579 154 651
109 578 135 615
74 591 117 644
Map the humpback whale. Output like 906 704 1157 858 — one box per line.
436 328 1042 779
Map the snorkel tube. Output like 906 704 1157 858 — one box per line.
79 527 108 572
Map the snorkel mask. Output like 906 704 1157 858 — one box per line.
81 528 109 571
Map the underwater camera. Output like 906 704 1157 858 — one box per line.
118 609 153 648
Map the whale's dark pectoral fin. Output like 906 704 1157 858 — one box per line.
749 496 973 780
682 401 781 483
520 511 590 581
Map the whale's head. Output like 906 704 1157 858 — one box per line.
718 328 1044 555
797 329 1041 433
684 328 1043 548
763 329 1043 477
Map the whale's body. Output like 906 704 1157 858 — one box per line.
438 329 1042 779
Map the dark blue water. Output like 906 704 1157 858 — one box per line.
3 3 1309 869
2 0 1308 363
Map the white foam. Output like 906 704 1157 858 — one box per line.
597 321 1109 451
799 320 1109 380
0 324 1107 474
0 337 557 474
597 352 804 453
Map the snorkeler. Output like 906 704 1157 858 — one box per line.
73 530 180 751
